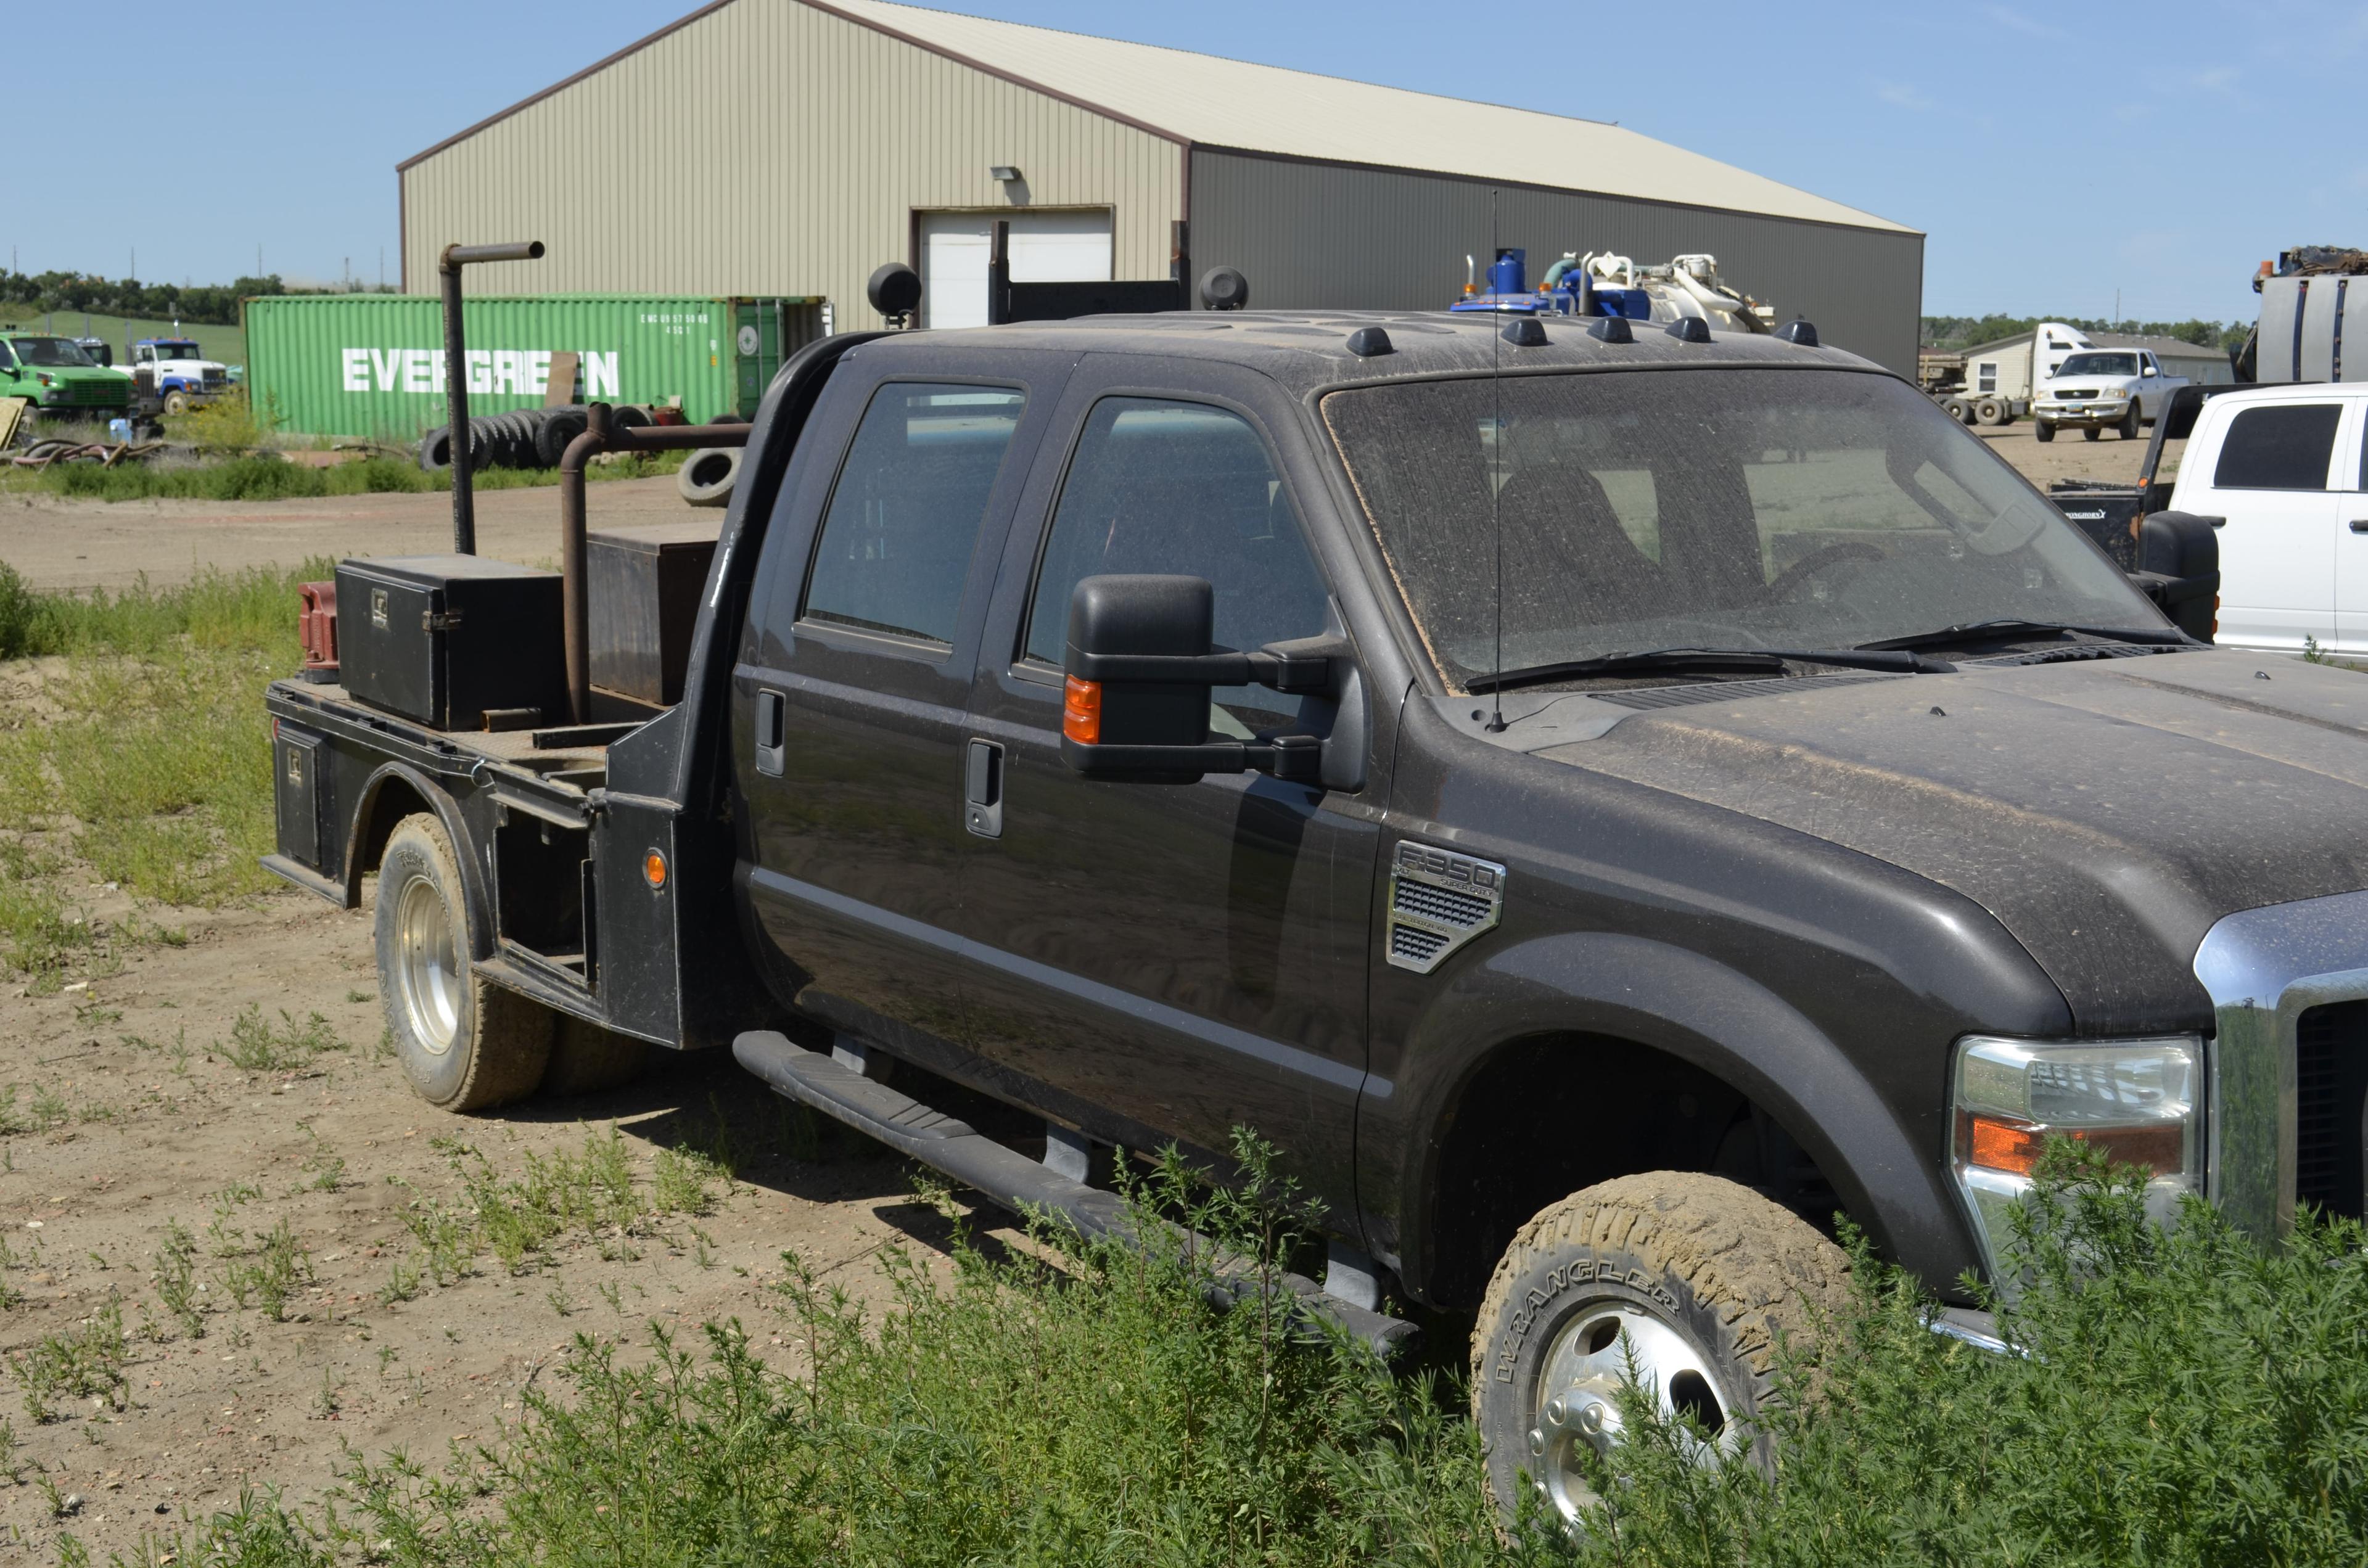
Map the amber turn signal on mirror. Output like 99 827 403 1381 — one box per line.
1062 676 1102 744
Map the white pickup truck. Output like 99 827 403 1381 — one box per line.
2034 348 2189 443
2163 381 2368 654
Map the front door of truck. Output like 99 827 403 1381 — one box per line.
733 364 1053 1056
953 359 1380 1195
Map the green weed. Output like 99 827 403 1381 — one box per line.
219 1217 311 1321
220 1006 343 1072
153 1220 203 1338
10 1301 127 1423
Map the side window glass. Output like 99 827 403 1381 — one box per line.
800 383 1026 647
2213 404 2340 491
1025 397 1331 733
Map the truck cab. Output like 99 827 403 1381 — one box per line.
129 337 229 414
0 332 133 428
2035 347 2187 442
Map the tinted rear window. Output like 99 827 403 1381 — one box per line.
2213 404 2341 490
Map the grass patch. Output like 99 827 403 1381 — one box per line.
0 562 314 946
9 1302 126 1423
142 1138 2368 1568
217 1005 344 1072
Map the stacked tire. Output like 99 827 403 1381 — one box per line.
416 404 651 473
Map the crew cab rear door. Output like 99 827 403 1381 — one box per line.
2181 395 2346 652
730 347 1070 1054
952 355 1382 1193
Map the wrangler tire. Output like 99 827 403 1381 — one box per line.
374 813 552 1112
1471 1172 1851 1527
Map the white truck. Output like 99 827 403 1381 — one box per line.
2033 347 2189 443
127 337 230 416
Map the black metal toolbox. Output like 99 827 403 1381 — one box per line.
587 520 722 706
334 555 567 731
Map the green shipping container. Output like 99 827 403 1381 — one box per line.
241 293 826 440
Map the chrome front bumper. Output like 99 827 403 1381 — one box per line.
2193 889 2368 1239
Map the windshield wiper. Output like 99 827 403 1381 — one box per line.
1857 619 2189 654
1466 646 1948 695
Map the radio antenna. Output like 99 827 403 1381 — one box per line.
1486 189 1507 734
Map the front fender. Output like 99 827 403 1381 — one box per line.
1381 930 1976 1297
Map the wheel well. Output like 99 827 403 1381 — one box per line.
1421 1032 1842 1310
350 774 435 895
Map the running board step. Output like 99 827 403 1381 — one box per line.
733 1030 1417 1358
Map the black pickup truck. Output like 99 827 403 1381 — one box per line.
265 300 2368 1525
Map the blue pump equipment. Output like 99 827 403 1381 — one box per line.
1449 247 1652 320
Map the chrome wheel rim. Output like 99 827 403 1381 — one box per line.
1526 1299 1741 1524
394 874 462 1055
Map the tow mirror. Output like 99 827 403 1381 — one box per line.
2128 511 2219 644
1060 573 1343 786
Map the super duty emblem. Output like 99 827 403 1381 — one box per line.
1385 841 1506 975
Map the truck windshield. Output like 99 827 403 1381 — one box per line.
1320 367 2164 689
149 342 200 358
9 337 96 368
2055 353 2137 377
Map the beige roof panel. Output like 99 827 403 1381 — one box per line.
824 0 1914 233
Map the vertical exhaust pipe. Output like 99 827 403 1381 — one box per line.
438 240 545 554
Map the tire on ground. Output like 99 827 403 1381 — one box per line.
1470 1171 1852 1527
1940 397 1967 423
2035 420 2056 443
539 1016 652 1098
676 446 741 508
1974 397 2005 426
373 813 553 1112
2121 402 2142 439
163 390 191 416
417 425 451 470
2083 425 2102 441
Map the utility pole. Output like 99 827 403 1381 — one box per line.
2114 287 2121 324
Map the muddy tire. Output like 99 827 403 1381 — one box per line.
1470 1172 1851 1529
539 1016 652 1098
374 813 552 1111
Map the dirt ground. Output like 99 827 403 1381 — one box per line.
1967 417 2182 490
0 476 686 592
0 887 1025 1563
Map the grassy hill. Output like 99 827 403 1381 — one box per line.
0 308 244 367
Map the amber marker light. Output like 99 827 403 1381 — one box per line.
1063 676 1103 744
643 850 668 890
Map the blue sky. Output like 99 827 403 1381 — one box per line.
11 0 2354 322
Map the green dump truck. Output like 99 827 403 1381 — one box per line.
1 329 133 432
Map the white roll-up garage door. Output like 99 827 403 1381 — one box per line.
918 210 1114 329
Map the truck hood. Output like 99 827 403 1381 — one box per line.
1534 649 2368 1031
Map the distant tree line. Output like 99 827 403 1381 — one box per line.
1922 314 2250 353
0 270 397 327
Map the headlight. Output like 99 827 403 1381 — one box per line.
1948 1034 2203 1279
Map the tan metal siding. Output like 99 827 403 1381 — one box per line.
400 0 1182 329
1188 150 1924 376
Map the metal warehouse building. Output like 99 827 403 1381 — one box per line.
399 0 1923 371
